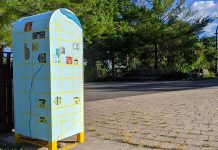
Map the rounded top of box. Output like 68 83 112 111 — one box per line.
12 8 81 33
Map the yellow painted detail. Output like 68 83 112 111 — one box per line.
15 134 21 143
77 132 85 144
62 142 78 150
48 141 57 150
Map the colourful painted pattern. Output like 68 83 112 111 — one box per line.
12 9 84 142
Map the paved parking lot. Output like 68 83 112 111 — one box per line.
85 79 218 101
1 80 218 150
83 82 218 150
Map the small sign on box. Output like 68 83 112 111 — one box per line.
38 53 46 63
56 48 60 57
60 47 65 54
39 99 46 108
54 96 62 105
24 43 30 60
53 55 60 63
66 56 73 64
32 42 39 51
73 43 79 50
74 59 78 65
24 22 32 32
74 97 80 105
39 117 47 124
33 31 45 39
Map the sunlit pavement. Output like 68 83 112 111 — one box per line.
1 79 218 150
81 82 218 150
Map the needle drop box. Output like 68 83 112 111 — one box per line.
12 8 84 145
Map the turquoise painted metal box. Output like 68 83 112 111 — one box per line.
12 9 84 142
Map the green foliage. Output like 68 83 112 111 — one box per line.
0 0 215 80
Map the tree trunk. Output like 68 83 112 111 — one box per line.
126 55 129 72
111 58 116 81
0 45 5 132
93 61 97 81
154 43 158 69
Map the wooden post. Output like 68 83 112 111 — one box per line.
0 47 6 132
6 52 13 130
0 50 2 132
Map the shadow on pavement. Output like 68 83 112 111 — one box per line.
85 79 218 101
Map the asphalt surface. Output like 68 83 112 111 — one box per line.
84 79 218 101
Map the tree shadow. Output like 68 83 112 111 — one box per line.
85 79 218 101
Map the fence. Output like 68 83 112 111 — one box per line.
0 52 13 132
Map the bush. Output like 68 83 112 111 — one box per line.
158 72 188 80
0 140 22 150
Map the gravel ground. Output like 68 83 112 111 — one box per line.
85 85 218 150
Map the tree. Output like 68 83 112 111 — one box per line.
133 0 212 70
80 0 137 80
0 0 214 81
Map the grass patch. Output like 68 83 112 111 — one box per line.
201 143 212 147
87 127 96 132
132 121 138 125
121 131 133 144
142 144 161 149
91 132 102 137
103 136 112 140
159 121 167 125
130 130 138 134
